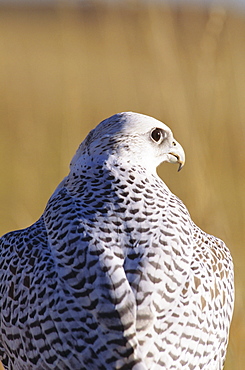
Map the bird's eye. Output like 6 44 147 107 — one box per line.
151 128 164 143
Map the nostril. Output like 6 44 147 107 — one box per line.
172 141 177 146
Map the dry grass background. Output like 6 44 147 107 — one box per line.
0 1 244 369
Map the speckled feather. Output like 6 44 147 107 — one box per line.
0 112 234 369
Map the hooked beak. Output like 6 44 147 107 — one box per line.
169 140 185 172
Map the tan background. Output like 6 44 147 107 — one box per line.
0 2 244 369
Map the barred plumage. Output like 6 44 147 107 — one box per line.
0 112 234 369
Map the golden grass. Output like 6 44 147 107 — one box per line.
0 2 244 369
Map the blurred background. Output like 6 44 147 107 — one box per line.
0 0 244 368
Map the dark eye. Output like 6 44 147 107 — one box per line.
151 128 164 143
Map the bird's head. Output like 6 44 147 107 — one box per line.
70 112 185 174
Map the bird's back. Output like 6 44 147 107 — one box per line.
0 162 234 369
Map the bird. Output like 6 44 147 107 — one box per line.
0 112 234 370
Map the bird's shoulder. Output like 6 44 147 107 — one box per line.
191 222 234 279
0 217 50 263
0 216 55 304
